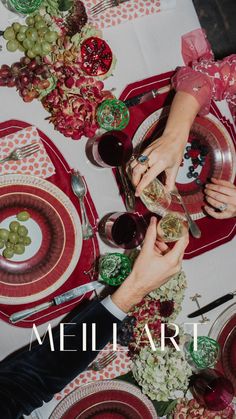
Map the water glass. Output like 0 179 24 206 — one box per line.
187 336 220 369
99 253 132 286
96 99 130 131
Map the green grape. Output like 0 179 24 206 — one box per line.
8 232 19 244
19 25 28 34
26 28 38 42
6 39 19 52
34 14 43 23
35 21 47 31
2 249 14 259
3 27 16 41
0 229 9 241
18 236 24 244
32 43 42 56
23 38 34 50
12 22 21 32
0 239 5 249
18 225 28 237
44 31 58 43
9 221 20 232
6 40 19 52
41 41 51 55
23 236 31 246
17 211 30 221
26 16 35 26
16 32 25 42
5 242 14 249
18 44 26 52
38 27 48 37
14 244 25 255
27 49 36 58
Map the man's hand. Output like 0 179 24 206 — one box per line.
112 217 189 313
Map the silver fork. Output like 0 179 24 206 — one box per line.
90 0 129 16
0 143 40 163
86 352 117 371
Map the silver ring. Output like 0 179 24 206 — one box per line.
219 203 228 212
137 154 149 166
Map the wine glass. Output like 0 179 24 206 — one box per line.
98 212 146 249
91 131 133 168
189 368 234 411
157 212 188 242
140 178 171 213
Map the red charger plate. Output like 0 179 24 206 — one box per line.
0 174 82 304
209 303 236 395
50 380 158 419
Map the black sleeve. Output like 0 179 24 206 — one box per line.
0 301 120 419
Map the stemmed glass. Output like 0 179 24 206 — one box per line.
189 368 234 411
91 131 133 168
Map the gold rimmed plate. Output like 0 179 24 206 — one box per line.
0 174 82 304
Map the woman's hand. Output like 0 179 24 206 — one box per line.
130 132 187 195
112 217 189 312
204 178 236 219
129 91 201 196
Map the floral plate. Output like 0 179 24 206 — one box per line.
0 174 82 304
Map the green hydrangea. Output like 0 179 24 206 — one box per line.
132 341 192 402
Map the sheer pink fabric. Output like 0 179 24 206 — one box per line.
172 29 236 120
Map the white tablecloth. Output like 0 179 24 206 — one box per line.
0 0 235 417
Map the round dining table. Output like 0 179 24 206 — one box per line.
0 0 235 417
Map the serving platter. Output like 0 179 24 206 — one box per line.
209 303 236 395
132 107 236 220
0 174 82 304
50 380 158 419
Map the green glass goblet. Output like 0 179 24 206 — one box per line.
99 253 132 286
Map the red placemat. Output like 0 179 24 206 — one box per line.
0 120 99 327
118 72 236 258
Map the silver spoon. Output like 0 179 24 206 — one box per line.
170 185 202 239
71 170 94 240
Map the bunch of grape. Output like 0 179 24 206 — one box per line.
0 56 52 102
4 15 58 58
0 212 32 259
117 316 136 347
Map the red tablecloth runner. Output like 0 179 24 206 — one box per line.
0 120 99 327
118 72 236 259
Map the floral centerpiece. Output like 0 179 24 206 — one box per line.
0 0 116 140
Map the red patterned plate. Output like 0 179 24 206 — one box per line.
0 174 82 304
132 107 236 220
50 380 158 419
209 303 236 395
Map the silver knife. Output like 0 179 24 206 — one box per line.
123 84 171 108
9 281 103 324
188 290 236 318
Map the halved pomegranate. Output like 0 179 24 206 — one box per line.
80 37 113 76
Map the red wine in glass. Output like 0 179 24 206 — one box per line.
99 212 146 249
92 131 133 168
189 368 234 411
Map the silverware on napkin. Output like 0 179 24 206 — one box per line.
71 170 94 240
170 186 202 239
9 281 103 323
124 84 171 108
188 290 236 318
0 143 40 163
90 0 130 17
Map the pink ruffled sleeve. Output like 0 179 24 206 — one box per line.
172 29 236 116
